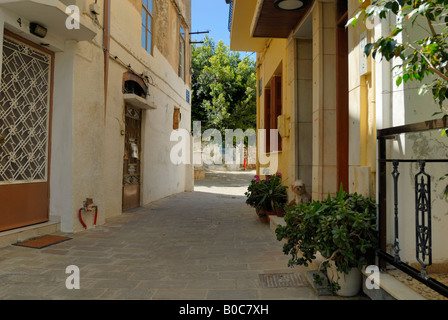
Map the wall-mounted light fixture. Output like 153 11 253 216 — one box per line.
274 0 304 10
30 23 47 38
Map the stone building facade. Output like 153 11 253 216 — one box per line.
0 0 193 240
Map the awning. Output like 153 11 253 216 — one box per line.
123 94 157 110
251 0 314 38
229 0 268 52
0 0 97 42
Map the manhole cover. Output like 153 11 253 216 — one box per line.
259 273 306 288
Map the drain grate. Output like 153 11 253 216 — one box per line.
259 273 307 288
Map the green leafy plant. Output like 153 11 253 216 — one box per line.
245 173 288 215
263 173 288 213
440 173 448 199
245 175 266 217
347 0 448 199
347 0 448 109
275 186 378 293
191 36 256 136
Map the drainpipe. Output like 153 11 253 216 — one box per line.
103 0 111 123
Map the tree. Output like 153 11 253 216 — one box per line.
348 0 448 196
191 36 257 135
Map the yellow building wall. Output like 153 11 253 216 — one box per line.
253 0 377 202
347 0 377 198
256 39 292 188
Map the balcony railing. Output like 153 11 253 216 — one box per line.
227 0 234 32
377 117 448 298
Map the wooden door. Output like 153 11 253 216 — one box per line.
0 33 54 231
122 105 142 212
336 3 349 191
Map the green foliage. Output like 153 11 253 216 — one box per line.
348 0 448 198
275 186 378 292
440 173 448 199
348 0 448 109
191 36 256 135
245 173 288 212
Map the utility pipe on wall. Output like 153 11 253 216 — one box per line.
103 0 111 123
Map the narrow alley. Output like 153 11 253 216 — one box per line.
0 168 341 301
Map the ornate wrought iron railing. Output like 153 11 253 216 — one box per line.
377 118 448 298
227 0 234 32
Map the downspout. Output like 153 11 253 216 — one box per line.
103 0 111 123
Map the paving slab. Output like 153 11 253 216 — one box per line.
0 169 347 301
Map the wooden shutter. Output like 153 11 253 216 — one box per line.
270 76 282 151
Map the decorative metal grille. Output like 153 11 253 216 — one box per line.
377 118 448 297
0 36 51 185
415 161 432 279
391 161 401 262
125 105 141 120
123 105 141 187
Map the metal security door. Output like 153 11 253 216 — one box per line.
0 34 53 232
122 105 142 212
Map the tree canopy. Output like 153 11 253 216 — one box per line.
191 36 257 135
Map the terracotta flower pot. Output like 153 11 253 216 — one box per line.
256 207 269 223
275 207 285 217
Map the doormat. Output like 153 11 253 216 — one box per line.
13 235 72 249
259 272 307 288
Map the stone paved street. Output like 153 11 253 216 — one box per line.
0 169 346 300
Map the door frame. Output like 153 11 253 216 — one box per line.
122 104 143 212
336 7 349 191
0 30 54 231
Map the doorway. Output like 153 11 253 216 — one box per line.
0 33 54 232
336 1 349 191
122 105 142 212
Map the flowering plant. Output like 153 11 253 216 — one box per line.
245 175 265 211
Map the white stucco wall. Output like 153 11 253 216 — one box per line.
376 15 448 265
0 0 193 234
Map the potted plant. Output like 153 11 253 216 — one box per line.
245 173 288 221
245 173 288 222
275 185 378 296
264 172 288 217
245 175 269 222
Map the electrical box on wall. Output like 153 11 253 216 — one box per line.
277 115 290 138
89 3 101 15
359 31 371 76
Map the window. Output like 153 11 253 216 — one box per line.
142 0 153 54
264 75 282 153
173 107 181 130
179 25 186 81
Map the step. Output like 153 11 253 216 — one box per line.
361 268 427 300
269 215 286 233
0 221 61 248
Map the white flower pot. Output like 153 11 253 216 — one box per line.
327 261 362 297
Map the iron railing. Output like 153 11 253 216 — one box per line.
377 117 448 298
227 0 234 32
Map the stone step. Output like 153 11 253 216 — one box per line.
361 268 427 300
0 221 61 248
